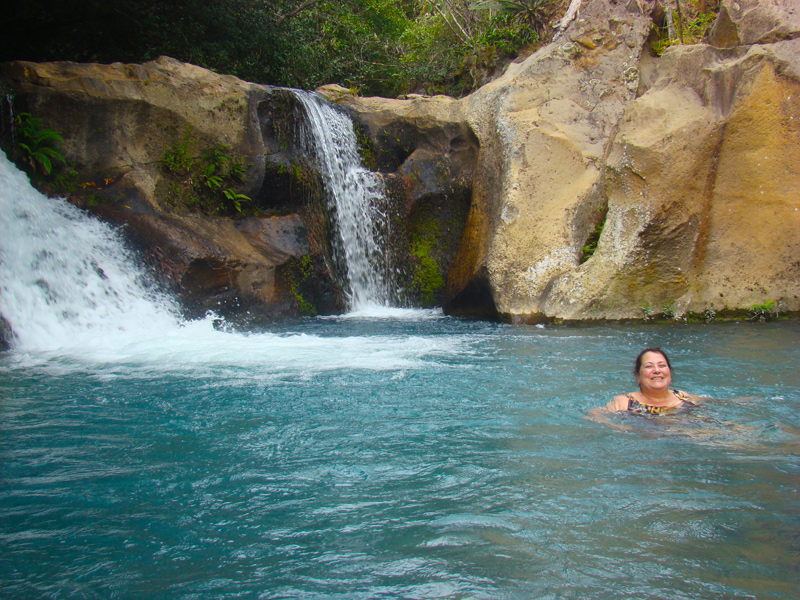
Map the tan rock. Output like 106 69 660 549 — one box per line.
1 56 266 196
543 40 800 319
448 0 653 319
708 0 800 48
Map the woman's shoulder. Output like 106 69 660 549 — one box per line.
672 389 703 404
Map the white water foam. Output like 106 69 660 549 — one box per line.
329 306 445 321
0 150 183 354
0 150 467 373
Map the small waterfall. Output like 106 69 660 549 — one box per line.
292 90 392 311
0 149 181 353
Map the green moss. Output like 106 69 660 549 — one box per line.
410 220 445 307
286 254 317 316
580 219 604 264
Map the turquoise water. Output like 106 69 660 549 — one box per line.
2 316 798 599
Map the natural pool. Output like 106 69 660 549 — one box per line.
1 314 798 599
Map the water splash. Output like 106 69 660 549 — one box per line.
0 149 466 370
0 149 182 354
292 90 392 311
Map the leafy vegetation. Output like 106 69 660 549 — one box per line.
1 0 552 98
11 112 65 176
579 219 604 264
160 128 251 216
286 254 318 315
749 300 778 322
650 1 718 56
471 0 554 33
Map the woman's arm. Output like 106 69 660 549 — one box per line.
675 390 706 404
586 394 633 430
605 394 631 412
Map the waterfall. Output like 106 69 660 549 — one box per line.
292 90 392 311
0 149 181 353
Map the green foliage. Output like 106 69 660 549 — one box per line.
471 0 554 32
399 3 536 96
160 128 194 175
12 112 65 176
661 301 676 320
1 0 541 99
650 10 716 56
749 300 777 322
160 132 251 216
287 254 317 315
641 302 654 321
580 220 604 264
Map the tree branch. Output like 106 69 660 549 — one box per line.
553 0 582 37
275 0 322 26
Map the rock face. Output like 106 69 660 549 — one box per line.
707 0 800 48
1 57 317 318
2 0 799 322
332 0 800 321
553 39 800 320
316 85 477 307
459 0 800 321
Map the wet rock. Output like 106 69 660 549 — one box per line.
0 314 11 350
1 57 326 318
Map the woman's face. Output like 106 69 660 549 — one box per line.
636 351 672 393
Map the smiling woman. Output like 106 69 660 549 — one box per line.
596 347 705 415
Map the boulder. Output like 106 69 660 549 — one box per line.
544 41 800 319
707 0 800 48
446 0 799 321
0 57 319 318
306 0 800 321
451 0 655 320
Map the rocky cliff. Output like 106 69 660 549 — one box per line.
2 0 799 323
331 0 800 322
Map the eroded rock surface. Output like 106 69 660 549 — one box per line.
1 57 315 318
333 0 800 321
3 0 799 322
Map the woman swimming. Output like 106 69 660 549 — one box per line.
596 347 703 416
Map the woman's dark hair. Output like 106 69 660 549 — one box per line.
634 347 672 375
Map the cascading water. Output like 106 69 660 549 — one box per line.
0 147 446 368
0 148 182 355
292 90 393 311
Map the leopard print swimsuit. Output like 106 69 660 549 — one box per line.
626 389 697 415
